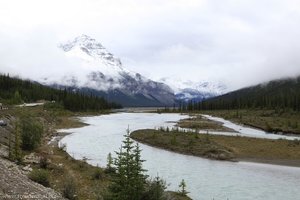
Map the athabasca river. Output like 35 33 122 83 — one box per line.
59 112 300 200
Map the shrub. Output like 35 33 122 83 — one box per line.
265 122 273 132
170 135 177 145
11 90 23 104
63 175 77 200
39 155 49 169
288 139 300 147
43 101 64 111
58 143 67 151
29 169 50 187
92 167 104 180
77 158 87 170
20 117 43 151
142 176 167 200
9 122 23 163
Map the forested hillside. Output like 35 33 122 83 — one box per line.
0 74 121 111
184 76 300 111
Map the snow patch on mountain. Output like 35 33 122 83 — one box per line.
59 34 122 66
159 77 227 101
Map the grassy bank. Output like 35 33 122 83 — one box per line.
1 106 192 199
177 114 236 132
158 108 300 135
0 105 112 199
196 109 300 135
131 129 236 161
131 129 300 167
37 145 111 199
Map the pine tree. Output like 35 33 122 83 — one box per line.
107 152 113 169
13 90 22 104
178 179 189 196
106 152 115 173
132 143 148 199
108 129 147 200
14 121 22 163
8 134 13 160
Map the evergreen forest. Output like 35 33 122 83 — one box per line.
0 74 121 111
181 76 300 112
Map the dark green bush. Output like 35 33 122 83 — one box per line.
62 175 77 200
39 155 49 169
92 167 104 180
20 117 43 151
29 169 50 187
142 176 167 200
43 101 64 111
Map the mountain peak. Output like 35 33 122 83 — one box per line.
59 34 122 67
76 34 95 41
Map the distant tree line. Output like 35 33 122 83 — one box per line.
177 76 300 112
0 74 121 111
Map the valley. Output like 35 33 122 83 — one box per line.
1 1 300 200
27 35 225 107
1 66 300 200
58 111 300 200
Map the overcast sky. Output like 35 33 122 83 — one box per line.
1 0 300 90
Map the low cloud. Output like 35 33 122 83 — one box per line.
0 0 300 91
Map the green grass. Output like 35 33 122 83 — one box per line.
200 109 300 135
45 147 111 200
131 129 300 167
131 129 236 161
177 115 236 132
166 191 192 200
157 108 300 135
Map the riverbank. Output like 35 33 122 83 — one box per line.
0 106 112 199
1 106 192 200
176 114 237 133
41 112 194 199
157 109 300 135
131 129 300 167
38 111 300 199
195 109 300 135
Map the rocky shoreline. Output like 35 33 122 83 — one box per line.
0 152 65 200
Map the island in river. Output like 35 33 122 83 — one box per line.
130 114 300 167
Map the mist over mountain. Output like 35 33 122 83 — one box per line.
159 77 227 102
38 35 177 107
0 34 227 106
191 76 300 111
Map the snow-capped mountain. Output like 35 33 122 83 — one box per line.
159 78 227 102
40 35 175 107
